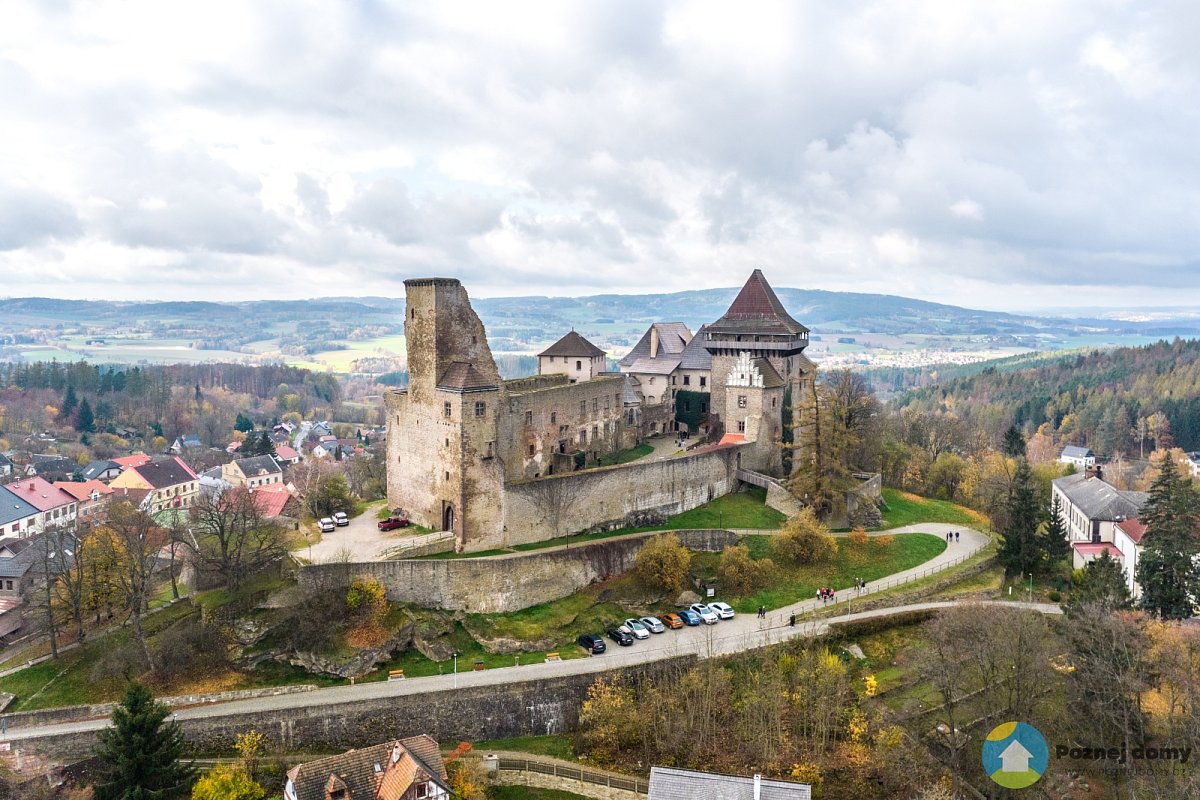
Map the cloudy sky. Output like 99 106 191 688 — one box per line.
1 1 1197 310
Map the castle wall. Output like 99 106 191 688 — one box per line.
298 528 739 613
500 375 626 480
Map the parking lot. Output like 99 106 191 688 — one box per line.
302 503 422 563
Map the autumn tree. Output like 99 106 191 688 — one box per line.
774 508 837 564
98 502 169 670
1136 454 1200 619
190 765 263 800
576 676 640 767
716 543 775 596
635 534 691 592
1067 551 1131 616
185 486 288 592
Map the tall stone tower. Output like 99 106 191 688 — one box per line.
386 278 505 551
705 270 813 475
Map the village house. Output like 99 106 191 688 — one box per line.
53 480 113 522
0 487 40 539
0 536 39 638
1051 471 1148 598
249 484 299 519
109 456 199 513
0 453 13 478
274 445 301 465
27 454 78 482
284 735 449 800
2 477 78 532
169 434 204 455
79 459 123 482
1059 445 1097 470
221 455 284 488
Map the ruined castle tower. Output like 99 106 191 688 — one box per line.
386 278 506 551
705 269 814 475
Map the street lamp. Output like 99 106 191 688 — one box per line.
452 652 459 688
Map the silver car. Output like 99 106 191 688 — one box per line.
621 619 651 639
639 616 666 633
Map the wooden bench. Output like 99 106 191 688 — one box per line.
545 652 561 663
387 669 405 681
473 660 485 671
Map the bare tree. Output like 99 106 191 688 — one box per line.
98 501 167 670
185 485 287 592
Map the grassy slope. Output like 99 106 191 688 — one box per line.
879 488 990 530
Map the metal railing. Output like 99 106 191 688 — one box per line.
497 756 649 795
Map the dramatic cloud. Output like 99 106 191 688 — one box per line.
0 0 1198 309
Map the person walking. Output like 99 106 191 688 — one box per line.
789 613 796 627
955 531 960 543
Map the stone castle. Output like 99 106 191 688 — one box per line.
386 270 814 551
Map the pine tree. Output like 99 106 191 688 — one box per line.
93 682 194 800
1136 455 1200 619
1066 551 1131 617
61 384 78 421
998 458 1042 576
259 430 273 457
1039 493 1071 568
1002 425 1026 458
234 413 254 433
77 398 95 433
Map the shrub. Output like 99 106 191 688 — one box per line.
346 576 387 613
847 529 869 547
875 534 896 548
154 618 230 678
774 509 837 564
281 586 350 652
716 544 776 596
635 533 692 592
1048 590 1061 603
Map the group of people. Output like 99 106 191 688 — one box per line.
756 605 767 619
853 577 868 593
945 530 961 543
817 586 836 604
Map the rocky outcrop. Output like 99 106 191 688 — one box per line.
279 624 414 679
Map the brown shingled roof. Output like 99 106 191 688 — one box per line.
708 269 809 336
436 362 498 393
538 330 606 358
286 737 449 800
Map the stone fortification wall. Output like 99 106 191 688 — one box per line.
498 446 740 547
16 657 696 760
298 529 738 613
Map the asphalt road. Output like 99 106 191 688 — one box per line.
2 523 1032 743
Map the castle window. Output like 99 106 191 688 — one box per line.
671 376 677 385
445 438 450 448
683 375 690 386
445 471 450 481
576 360 582 370
700 376 707 388
580 429 587 444
475 401 486 417
592 398 598 413
485 441 494 458
525 410 533 425
772 397 777 408
649 377 655 385
738 395 747 408
580 401 586 419
443 402 452 418
528 444 535 456
738 420 746 433
551 412 557 424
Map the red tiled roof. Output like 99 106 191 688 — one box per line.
4 477 76 512
112 454 152 468
250 485 293 518
274 446 299 460
707 269 809 336
52 480 112 501
1072 542 1123 558
718 433 746 445
1116 518 1147 545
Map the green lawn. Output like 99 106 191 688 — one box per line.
879 488 989 530
594 443 654 467
474 735 576 761
724 533 948 613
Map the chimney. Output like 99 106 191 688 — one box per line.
754 773 761 800
650 326 659 359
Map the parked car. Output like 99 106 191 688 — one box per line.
577 633 606 654
606 627 634 646
333 511 349 527
621 619 650 639
690 603 719 624
658 612 684 629
676 609 701 626
708 602 735 620
639 616 666 634
378 517 411 531
318 517 335 533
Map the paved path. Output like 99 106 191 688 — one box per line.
0 596 1057 745
0 523 995 744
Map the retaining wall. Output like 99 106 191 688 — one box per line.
298 529 738 613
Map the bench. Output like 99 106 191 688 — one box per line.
545 652 561 663
473 660 485 671
388 669 405 681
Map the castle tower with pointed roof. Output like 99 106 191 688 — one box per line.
705 270 814 474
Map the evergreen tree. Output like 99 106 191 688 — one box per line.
1066 551 1131 617
1136 455 1200 619
998 458 1042 576
61 384 78 421
77 398 95 433
1039 493 1071 568
234 413 254 433
194 383 203 403
93 682 194 800
1002 424 1026 458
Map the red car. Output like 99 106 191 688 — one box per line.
377 517 411 531
658 612 684 630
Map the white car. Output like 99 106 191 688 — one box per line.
317 517 335 533
333 511 349 527
621 619 651 640
639 616 666 634
690 603 719 624
708 602 735 620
